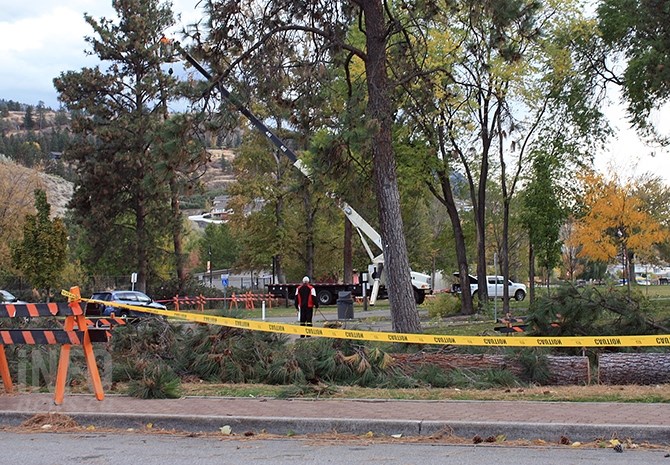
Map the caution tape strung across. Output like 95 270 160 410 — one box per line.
65 291 670 348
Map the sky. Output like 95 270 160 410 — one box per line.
0 0 201 107
1 0 669 183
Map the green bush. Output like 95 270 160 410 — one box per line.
151 275 225 304
107 317 535 396
515 348 550 385
126 362 181 399
413 364 453 388
475 368 520 389
424 293 462 319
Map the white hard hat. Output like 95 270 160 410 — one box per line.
302 276 310 283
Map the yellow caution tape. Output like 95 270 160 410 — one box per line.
68 292 670 347
61 289 79 301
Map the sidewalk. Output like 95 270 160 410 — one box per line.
1 393 669 445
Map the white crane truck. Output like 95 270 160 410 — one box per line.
165 38 432 305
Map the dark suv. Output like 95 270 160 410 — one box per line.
85 290 167 318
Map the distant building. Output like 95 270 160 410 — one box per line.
188 195 233 226
607 263 670 285
194 268 273 291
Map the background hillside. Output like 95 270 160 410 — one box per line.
0 100 234 217
0 157 73 217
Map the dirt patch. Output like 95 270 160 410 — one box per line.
21 413 79 430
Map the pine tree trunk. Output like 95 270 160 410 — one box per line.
136 193 148 293
437 168 474 315
362 0 421 333
170 178 186 291
501 197 511 314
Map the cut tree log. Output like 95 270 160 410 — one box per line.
599 352 670 385
391 353 590 385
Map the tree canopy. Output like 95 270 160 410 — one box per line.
598 0 670 136
183 0 423 332
572 171 669 282
4 0 670 310
54 0 192 292
11 189 67 300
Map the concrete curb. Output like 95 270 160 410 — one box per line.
2 411 669 444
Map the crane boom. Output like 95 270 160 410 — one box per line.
172 41 384 251
165 38 431 304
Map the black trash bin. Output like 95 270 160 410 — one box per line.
337 291 354 319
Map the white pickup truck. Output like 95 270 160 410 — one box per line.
451 273 527 301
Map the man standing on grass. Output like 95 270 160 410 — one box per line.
295 276 318 337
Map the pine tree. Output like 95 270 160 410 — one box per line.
54 0 182 292
23 106 35 130
12 190 67 301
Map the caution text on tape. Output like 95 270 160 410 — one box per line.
69 292 670 348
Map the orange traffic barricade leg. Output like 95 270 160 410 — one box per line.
77 314 104 401
54 315 74 405
0 345 13 393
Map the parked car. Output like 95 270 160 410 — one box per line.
0 290 26 304
85 290 167 318
452 273 527 301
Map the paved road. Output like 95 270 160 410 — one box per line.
1 393 669 446
3 432 666 465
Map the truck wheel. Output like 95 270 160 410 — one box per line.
514 289 526 301
317 290 333 306
413 288 425 305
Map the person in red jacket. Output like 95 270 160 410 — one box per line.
295 276 318 336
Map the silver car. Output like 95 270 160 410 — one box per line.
85 290 167 318
0 290 26 304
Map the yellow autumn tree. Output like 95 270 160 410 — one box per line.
0 160 43 272
573 171 668 283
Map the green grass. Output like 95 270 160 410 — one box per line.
197 301 393 320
